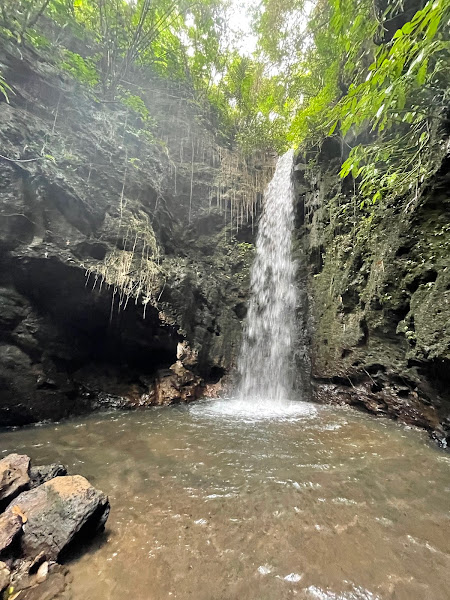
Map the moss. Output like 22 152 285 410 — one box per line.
298 151 450 441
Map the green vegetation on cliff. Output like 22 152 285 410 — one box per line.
253 0 449 208
2 1 448 199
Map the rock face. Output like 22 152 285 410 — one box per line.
294 140 450 445
0 35 255 424
0 454 109 597
6 475 110 560
154 362 203 406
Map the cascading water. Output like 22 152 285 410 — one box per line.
237 149 297 404
196 148 314 419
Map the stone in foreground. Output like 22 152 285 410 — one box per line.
0 454 30 504
0 562 10 592
17 566 69 600
0 512 23 553
6 475 110 560
29 464 68 489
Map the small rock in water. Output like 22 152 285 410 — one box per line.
36 561 49 584
29 464 67 489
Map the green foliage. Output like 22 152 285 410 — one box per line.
25 29 51 48
0 0 54 41
333 0 448 138
119 91 151 122
246 0 449 208
0 71 13 103
61 50 99 86
0 0 230 102
69 0 198 96
0 0 448 201
236 241 254 257
334 0 450 205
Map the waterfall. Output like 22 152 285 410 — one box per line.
237 149 297 403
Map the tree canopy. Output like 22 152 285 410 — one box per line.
1 0 449 209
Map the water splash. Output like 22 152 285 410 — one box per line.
190 396 316 422
237 149 297 405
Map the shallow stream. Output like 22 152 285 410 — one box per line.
1 399 449 600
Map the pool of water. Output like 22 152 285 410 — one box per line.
0 399 449 600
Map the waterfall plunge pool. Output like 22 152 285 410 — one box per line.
0 399 449 600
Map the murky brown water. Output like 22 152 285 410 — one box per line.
0 399 449 600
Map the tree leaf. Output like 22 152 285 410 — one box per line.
426 14 441 39
416 59 428 85
328 120 338 135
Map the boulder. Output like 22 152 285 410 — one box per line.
29 464 67 489
18 566 68 600
176 341 198 368
154 362 203 405
0 561 11 592
6 475 109 560
0 512 23 553
0 454 30 504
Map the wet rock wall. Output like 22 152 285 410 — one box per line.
295 139 450 445
0 36 252 424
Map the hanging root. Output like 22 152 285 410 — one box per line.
86 212 161 318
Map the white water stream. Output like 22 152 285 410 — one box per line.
228 148 308 416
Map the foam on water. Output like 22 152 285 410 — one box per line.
190 397 317 422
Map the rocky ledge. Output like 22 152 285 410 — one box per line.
0 453 109 599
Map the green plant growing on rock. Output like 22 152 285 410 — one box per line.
0 71 13 102
237 242 254 254
119 91 150 121
0 0 52 41
118 89 158 137
61 50 99 87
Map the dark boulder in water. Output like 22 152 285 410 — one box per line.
29 464 68 489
